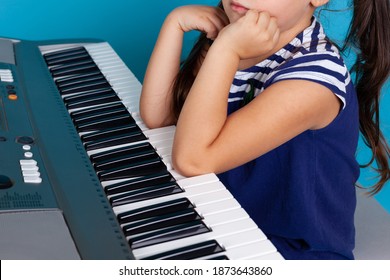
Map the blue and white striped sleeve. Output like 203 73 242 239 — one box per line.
264 52 350 109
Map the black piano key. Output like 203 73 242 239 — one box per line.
57 72 104 85
205 255 230 260
72 105 129 127
123 208 201 236
75 113 134 133
110 181 183 206
104 171 175 196
46 52 91 67
129 220 210 249
81 123 142 143
82 125 147 151
142 240 225 260
90 142 153 164
97 158 167 181
93 145 160 172
117 198 193 224
44 47 87 62
85 130 146 151
65 90 121 110
69 102 129 121
49 56 94 69
63 87 115 103
44 46 86 57
50 61 99 78
55 71 104 87
89 141 154 163
58 77 111 95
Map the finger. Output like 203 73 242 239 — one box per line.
208 14 227 32
256 11 271 27
204 9 229 39
244 9 260 23
199 20 222 39
269 17 279 35
272 26 280 44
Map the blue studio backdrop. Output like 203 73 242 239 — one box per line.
1 0 389 212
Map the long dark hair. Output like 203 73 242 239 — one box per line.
171 2 224 122
343 0 390 195
171 33 211 122
171 0 390 194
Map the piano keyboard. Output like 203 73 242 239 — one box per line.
39 42 284 260
0 37 283 259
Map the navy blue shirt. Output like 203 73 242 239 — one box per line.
217 18 360 259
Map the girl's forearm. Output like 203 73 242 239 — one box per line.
173 40 240 173
140 13 184 128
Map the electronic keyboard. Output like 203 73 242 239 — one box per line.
0 37 283 260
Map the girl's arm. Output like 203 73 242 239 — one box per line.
140 5 228 128
172 10 341 176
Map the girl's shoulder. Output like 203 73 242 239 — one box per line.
262 18 353 107
286 17 344 67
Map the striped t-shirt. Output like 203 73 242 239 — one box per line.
218 17 360 259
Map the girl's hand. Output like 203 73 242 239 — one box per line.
170 5 229 39
217 10 280 60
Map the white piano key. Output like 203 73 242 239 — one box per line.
107 71 137 81
98 65 129 74
116 87 142 98
143 125 175 137
120 94 141 104
125 103 140 114
156 146 173 159
169 169 186 181
162 157 173 171
107 77 134 87
145 131 175 144
246 251 285 260
194 198 242 216
106 70 138 80
133 218 260 259
225 239 278 260
131 112 143 121
110 78 137 88
193 229 270 260
219 228 268 249
135 122 148 132
112 181 230 214
198 207 249 225
177 173 219 188
151 138 175 153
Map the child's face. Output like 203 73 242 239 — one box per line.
222 0 323 32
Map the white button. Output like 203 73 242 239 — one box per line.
1 78 14 83
21 165 39 171
22 170 41 177
24 152 33 158
20 159 37 165
23 176 42 184
22 145 31 151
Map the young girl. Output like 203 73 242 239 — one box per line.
139 0 390 259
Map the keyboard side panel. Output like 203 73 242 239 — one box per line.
14 39 134 260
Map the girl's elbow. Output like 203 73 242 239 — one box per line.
139 108 170 129
172 151 210 178
140 114 161 129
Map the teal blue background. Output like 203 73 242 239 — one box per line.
1 0 389 211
